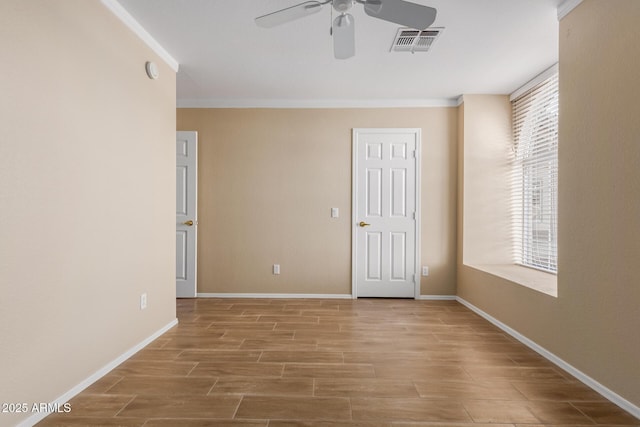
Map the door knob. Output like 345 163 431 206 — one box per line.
183 220 194 226
358 221 371 227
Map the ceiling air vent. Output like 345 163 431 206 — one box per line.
391 27 443 53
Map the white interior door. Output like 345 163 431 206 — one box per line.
352 128 420 298
176 131 197 298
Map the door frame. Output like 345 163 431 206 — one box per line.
351 128 422 299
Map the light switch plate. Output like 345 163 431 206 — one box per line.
273 264 280 275
331 207 339 218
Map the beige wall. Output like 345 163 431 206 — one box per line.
0 2 176 425
177 108 457 296
457 0 640 407
460 95 513 265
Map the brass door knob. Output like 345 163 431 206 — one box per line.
183 220 194 226
358 221 371 227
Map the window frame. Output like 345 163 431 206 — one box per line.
511 67 559 274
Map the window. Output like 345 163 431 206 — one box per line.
511 71 558 273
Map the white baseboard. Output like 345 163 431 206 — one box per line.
416 295 457 300
197 293 353 299
455 297 640 419
18 318 178 427
198 293 457 300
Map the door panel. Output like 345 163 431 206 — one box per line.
176 166 187 215
176 230 187 280
390 232 407 280
366 232 383 281
353 129 420 298
391 168 407 217
366 169 383 217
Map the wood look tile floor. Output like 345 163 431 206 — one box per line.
38 298 639 427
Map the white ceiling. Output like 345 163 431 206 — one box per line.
116 0 562 106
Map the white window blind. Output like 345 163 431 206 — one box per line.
511 72 558 273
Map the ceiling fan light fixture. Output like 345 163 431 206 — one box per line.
335 12 353 28
332 12 355 59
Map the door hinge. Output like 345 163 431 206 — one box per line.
413 274 417 283
412 150 416 158
412 212 416 220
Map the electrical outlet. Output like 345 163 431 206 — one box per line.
422 266 429 276
273 264 280 275
140 293 147 310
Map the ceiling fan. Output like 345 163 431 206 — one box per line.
255 0 437 59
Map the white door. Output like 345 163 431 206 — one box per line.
352 128 420 298
176 131 197 298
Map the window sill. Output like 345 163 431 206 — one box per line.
465 263 558 297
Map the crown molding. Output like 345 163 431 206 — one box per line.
510 63 559 101
558 0 583 20
100 0 179 72
177 98 459 109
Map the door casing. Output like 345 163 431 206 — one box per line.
176 130 198 298
351 128 421 299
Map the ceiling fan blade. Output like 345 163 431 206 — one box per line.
364 0 436 30
333 13 355 59
255 1 324 28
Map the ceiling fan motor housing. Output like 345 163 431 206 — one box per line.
333 0 353 13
